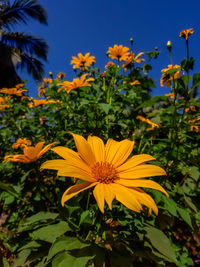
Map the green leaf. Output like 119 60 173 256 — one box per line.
18 241 41 251
98 103 111 114
13 249 31 267
177 207 193 228
79 210 93 225
47 236 90 261
18 211 59 232
144 225 177 263
2 258 11 267
51 251 93 267
0 181 21 200
189 166 200 181
162 197 177 216
30 221 71 243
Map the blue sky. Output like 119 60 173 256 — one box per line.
16 0 200 97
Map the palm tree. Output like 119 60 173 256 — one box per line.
0 0 48 88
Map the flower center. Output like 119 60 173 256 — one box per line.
91 162 118 184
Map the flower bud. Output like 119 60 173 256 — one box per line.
130 37 133 44
49 72 53 77
166 41 172 49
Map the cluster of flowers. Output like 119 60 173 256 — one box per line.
137 116 159 131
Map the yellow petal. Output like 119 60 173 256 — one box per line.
52 146 91 173
103 184 115 210
117 154 155 172
130 188 158 215
40 159 94 182
105 139 134 167
38 142 57 158
70 133 96 166
34 142 45 155
115 179 169 197
93 184 105 213
61 182 96 206
118 164 166 179
111 183 142 212
87 136 105 162
23 147 38 160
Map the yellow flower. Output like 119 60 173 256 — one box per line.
107 45 130 61
130 80 141 86
71 53 96 70
28 99 57 108
58 74 94 93
43 78 52 83
179 28 194 40
41 133 168 214
56 72 66 81
4 142 56 163
0 87 27 96
165 93 174 99
122 52 145 70
12 138 31 149
160 65 181 87
105 61 115 69
137 116 159 131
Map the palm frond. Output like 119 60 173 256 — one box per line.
13 48 44 81
0 0 47 30
1 31 48 60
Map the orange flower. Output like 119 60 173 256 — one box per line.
0 87 27 96
105 61 115 69
28 99 57 108
137 116 159 131
107 45 130 61
179 28 194 40
4 142 56 163
43 78 52 84
130 80 141 86
165 93 174 99
71 53 96 70
122 52 145 70
160 65 181 87
58 74 94 93
56 72 66 81
12 138 31 149
41 133 168 214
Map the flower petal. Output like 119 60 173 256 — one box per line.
61 182 96 206
87 136 105 162
93 184 105 213
118 164 166 179
103 184 115 210
40 159 94 182
105 139 134 167
70 133 95 166
130 188 158 215
115 179 169 197
111 183 142 212
38 142 57 158
52 146 91 174
117 154 155 172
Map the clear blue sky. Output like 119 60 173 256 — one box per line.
17 0 200 97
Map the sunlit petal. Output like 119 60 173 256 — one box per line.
61 182 97 206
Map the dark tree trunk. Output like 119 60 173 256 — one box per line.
0 43 22 88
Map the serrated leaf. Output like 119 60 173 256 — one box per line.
144 225 177 263
30 221 71 243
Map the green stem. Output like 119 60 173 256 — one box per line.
86 189 91 210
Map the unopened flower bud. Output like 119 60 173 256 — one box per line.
130 37 133 44
155 47 158 51
167 41 172 49
49 72 53 77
